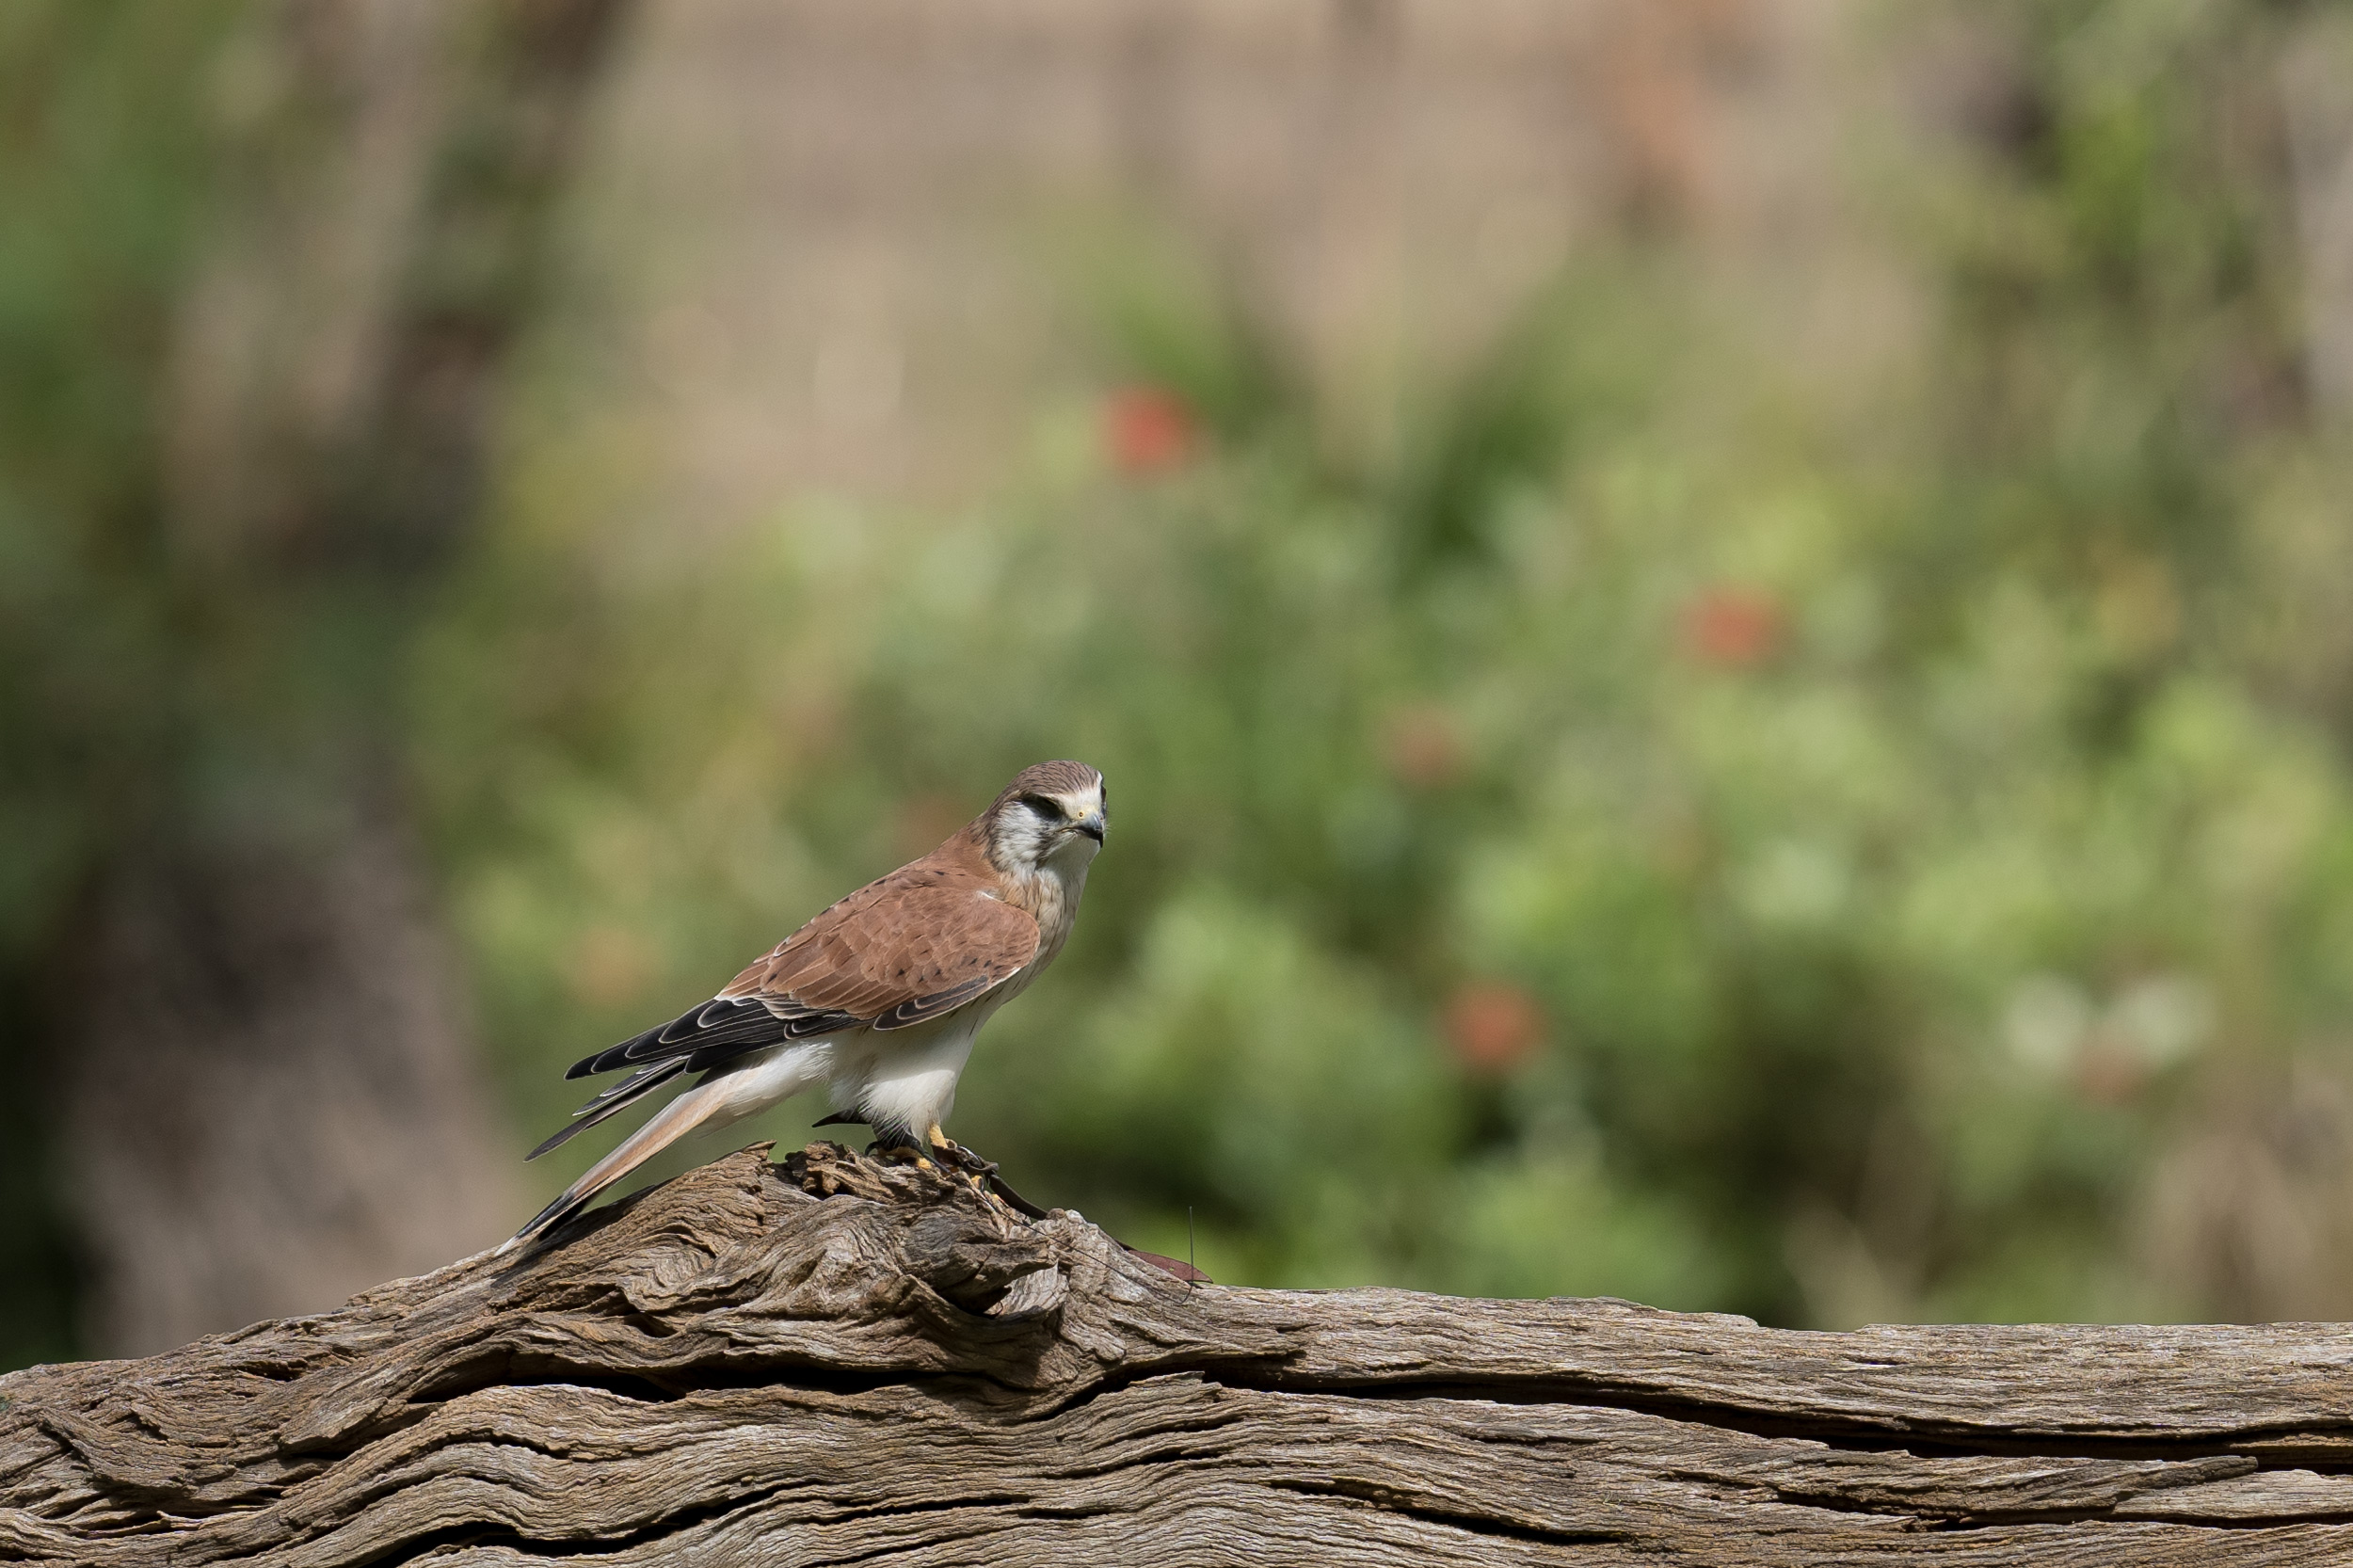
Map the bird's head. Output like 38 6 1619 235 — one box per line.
982 760 1107 875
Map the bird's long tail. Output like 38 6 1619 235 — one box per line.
500 1076 746 1252
526 1059 690 1161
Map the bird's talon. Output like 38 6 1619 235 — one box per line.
925 1138 1000 1179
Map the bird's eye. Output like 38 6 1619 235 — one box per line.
1019 792 1064 819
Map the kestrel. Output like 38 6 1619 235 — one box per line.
505 760 1107 1247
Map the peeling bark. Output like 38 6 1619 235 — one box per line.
5 1143 2353 1565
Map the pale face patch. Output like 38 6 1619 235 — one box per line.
991 775 1106 872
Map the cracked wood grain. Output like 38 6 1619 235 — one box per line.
3 1143 2352 1565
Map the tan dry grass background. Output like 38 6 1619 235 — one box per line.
570 0 1894 513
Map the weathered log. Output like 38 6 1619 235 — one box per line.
4 1144 2352 1565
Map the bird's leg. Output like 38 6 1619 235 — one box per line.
867 1128 1027 1211
921 1126 1056 1218
928 1123 1033 1211
925 1123 997 1180
868 1124 1049 1218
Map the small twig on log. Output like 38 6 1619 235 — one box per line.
5 1143 2353 1564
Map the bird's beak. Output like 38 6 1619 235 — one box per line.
1075 808 1106 843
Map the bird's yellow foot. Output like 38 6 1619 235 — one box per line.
930 1139 998 1183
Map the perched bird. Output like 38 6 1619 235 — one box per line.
504 760 1106 1248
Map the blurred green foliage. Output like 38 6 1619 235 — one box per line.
420 1 2353 1327
14 0 2353 1356
1 0 249 1370
1 0 614 1371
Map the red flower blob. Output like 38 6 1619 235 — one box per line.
1104 385 1195 475
1380 703 1467 792
1681 586 1782 668
1445 983 1546 1074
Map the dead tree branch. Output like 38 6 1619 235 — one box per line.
5 1143 2352 1564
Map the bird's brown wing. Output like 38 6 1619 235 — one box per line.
565 877 1039 1080
728 881 1040 1028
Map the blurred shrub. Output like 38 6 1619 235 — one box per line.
409 0 2353 1327
0 0 2328 1338
0 0 249 1372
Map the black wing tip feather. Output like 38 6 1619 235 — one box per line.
559 985 867 1096
510 1186 587 1244
567 998 805 1080
511 1190 600 1246
564 1024 656 1079
525 1121 584 1161
525 1059 688 1160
